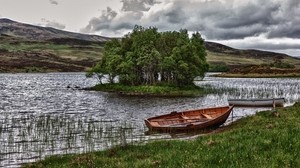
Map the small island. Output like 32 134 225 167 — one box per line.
87 26 210 97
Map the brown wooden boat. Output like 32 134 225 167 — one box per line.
144 105 234 132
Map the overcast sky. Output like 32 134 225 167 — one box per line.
0 0 300 57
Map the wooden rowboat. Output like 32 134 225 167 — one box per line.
144 105 234 132
228 98 285 107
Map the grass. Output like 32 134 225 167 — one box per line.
207 51 269 65
0 38 103 61
23 102 300 168
89 83 215 97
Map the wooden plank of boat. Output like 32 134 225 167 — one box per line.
228 98 285 107
150 118 204 122
144 105 234 132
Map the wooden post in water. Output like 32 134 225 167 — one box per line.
231 109 234 122
272 98 276 112
272 97 280 117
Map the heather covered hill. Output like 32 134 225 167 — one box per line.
205 41 300 70
0 34 103 72
0 18 109 42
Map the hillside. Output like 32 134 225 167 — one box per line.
0 18 109 42
1 18 300 72
205 42 300 70
0 34 105 72
0 19 109 72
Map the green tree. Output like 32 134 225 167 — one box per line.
158 31 180 84
102 39 123 83
189 32 209 80
86 39 122 84
87 26 209 87
86 63 105 84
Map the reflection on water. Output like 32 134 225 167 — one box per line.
0 73 299 167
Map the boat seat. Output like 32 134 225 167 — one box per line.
181 115 189 119
151 122 160 126
202 114 213 119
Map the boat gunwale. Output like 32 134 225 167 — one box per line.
227 98 285 101
146 105 233 120
228 98 285 107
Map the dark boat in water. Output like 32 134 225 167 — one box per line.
228 98 285 107
144 105 234 132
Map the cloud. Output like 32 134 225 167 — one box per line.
266 0 300 38
81 0 300 41
81 7 118 34
80 0 160 35
121 0 160 12
41 18 66 30
49 0 58 5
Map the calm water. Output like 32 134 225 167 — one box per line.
0 73 299 167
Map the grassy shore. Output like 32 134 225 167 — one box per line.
88 83 215 97
24 102 300 168
215 73 300 78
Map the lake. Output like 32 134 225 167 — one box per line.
0 73 299 167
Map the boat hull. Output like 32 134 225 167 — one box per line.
144 106 234 132
228 98 285 107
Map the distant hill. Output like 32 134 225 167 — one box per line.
205 41 289 59
0 18 109 72
0 18 110 42
1 18 300 72
205 41 300 70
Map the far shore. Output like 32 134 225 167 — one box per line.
214 72 300 78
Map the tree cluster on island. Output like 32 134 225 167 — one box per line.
87 25 209 87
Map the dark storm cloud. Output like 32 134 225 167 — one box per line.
164 7 186 24
41 19 65 29
204 24 269 40
268 26 300 39
49 0 58 5
121 0 160 12
266 0 300 38
215 2 280 29
178 0 294 40
144 4 187 29
82 0 300 40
